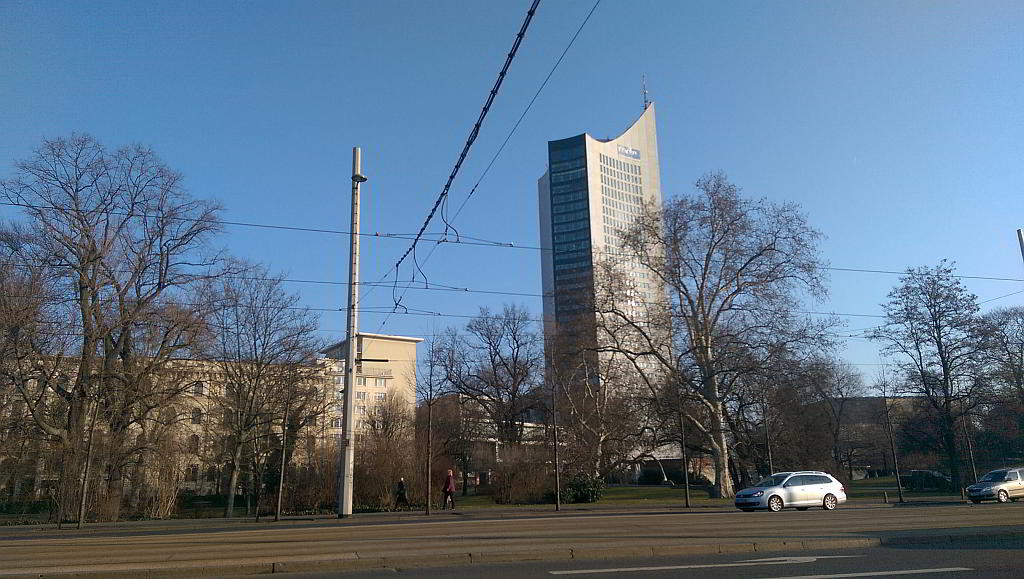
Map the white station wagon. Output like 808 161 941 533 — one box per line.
735 471 847 512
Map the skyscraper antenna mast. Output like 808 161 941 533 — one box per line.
643 74 651 110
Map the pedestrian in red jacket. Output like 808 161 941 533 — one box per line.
442 469 456 510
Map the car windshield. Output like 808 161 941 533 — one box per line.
753 474 789 487
980 470 1008 482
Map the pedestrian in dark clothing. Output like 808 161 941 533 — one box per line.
441 469 456 510
395 477 409 510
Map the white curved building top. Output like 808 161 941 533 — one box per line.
538 104 663 334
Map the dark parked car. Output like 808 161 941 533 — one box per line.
905 470 952 491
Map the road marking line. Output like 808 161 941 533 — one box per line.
549 555 862 575
758 568 973 579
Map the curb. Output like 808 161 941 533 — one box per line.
2 531 1022 578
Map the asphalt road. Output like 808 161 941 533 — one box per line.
1 502 1022 577
227 539 1024 578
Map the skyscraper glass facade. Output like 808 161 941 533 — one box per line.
538 104 662 339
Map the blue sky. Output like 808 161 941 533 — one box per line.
2 0 1022 374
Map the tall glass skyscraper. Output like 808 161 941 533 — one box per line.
538 104 663 352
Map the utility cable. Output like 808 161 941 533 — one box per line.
388 0 542 280
448 0 604 224
7 199 1023 286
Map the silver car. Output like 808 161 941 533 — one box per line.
734 471 847 512
967 468 1024 504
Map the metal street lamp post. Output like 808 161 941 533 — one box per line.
338 147 367 518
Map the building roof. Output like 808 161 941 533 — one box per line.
320 332 424 359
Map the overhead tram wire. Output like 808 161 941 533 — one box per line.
0 285 897 321
386 0 542 282
0 200 524 247
376 0 603 329
1 256 1018 312
8 201 1023 286
448 0 604 223
364 0 544 332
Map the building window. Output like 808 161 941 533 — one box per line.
186 464 199 482
331 418 343 428
356 391 366 400
193 382 205 396
375 392 386 401
356 377 367 386
191 408 203 425
357 406 366 415
188 434 200 454
374 378 387 387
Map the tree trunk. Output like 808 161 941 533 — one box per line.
677 411 691 508
104 462 125 522
942 412 962 491
708 400 735 498
224 442 243 518
425 402 432 516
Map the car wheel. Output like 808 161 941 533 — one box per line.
997 490 1009 503
796 507 809 511
970 499 982 504
768 495 784 512
822 494 838 510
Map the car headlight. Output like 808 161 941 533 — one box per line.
751 490 764 497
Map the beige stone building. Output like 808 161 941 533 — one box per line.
0 333 423 507
320 332 423 431
172 332 422 496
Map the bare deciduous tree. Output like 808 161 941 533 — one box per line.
207 263 322 517
868 261 987 489
983 306 1024 405
355 393 414 511
439 305 544 446
1 134 226 520
548 325 653 478
416 337 451 515
604 172 831 498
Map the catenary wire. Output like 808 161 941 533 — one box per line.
448 0 604 225
5 200 1024 284
387 0 542 280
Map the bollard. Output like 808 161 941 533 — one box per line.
883 491 889 504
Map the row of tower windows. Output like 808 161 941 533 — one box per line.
553 229 590 243
552 199 589 215
551 167 586 183
553 220 589 234
599 163 642 184
599 153 641 175
550 157 586 172
601 174 642 195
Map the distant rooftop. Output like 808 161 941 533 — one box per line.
321 332 424 360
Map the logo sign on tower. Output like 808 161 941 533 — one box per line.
617 145 640 159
